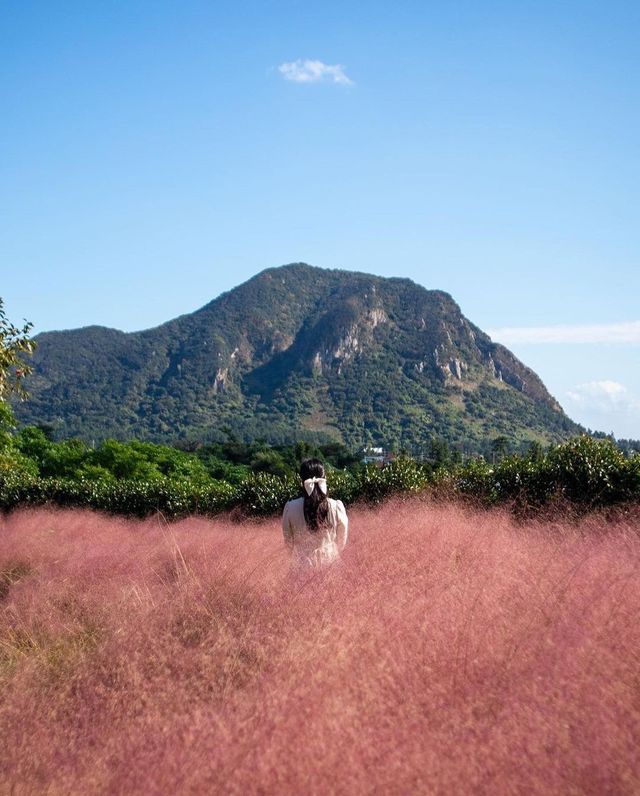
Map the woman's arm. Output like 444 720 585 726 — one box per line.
282 502 295 553
335 500 348 551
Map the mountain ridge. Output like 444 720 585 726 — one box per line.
15 263 581 450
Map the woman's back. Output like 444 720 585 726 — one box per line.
282 495 348 569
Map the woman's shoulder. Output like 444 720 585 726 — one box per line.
283 496 304 511
329 497 347 515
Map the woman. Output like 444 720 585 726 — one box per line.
282 458 349 569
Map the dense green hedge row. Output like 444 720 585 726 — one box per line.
445 435 640 510
0 474 238 517
1 437 638 519
0 457 432 518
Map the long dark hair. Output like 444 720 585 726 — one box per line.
300 458 329 532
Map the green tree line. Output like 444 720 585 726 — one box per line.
1 430 639 518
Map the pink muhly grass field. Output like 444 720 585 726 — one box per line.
1 501 640 794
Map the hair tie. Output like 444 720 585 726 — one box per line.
303 477 327 496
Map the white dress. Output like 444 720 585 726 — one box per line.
282 497 349 569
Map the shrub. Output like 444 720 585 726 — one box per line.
445 436 640 511
233 473 298 516
1 436 638 519
545 435 633 506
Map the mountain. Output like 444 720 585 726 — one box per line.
15 263 581 450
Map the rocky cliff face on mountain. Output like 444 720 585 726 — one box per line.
16 263 581 449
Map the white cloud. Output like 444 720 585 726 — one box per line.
565 380 640 413
278 59 354 86
487 320 640 345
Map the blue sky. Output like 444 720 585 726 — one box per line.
2 1 639 437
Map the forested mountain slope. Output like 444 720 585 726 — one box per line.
16 263 581 449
